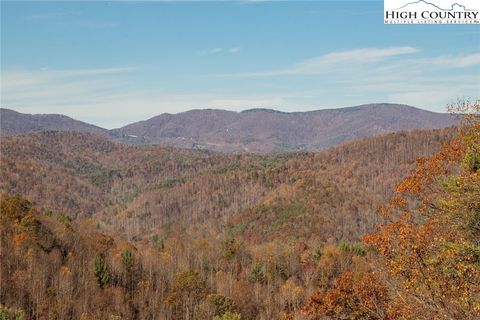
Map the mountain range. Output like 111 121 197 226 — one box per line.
0 103 457 152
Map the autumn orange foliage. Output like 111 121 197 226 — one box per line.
364 100 480 319
303 271 391 320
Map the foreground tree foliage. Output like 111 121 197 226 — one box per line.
301 100 479 320
363 100 480 319
303 271 391 319
0 101 477 319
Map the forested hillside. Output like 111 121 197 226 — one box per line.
0 127 455 243
0 102 478 320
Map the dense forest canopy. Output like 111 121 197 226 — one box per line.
0 100 478 320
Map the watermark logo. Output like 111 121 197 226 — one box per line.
384 0 480 24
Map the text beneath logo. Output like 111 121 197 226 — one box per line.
384 0 480 24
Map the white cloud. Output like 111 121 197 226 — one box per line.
1 67 137 93
198 48 223 55
429 53 480 68
227 47 419 77
1 67 140 127
387 90 463 108
198 47 241 56
228 47 241 53
209 48 223 54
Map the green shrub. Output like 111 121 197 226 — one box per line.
0 306 24 320
339 241 366 256
206 294 238 317
248 263 266 284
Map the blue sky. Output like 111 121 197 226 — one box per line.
1 0 479 128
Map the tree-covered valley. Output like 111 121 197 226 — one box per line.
0 102 478 320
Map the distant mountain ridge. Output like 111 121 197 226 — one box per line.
0 108 109 137
112 103 457 151
1 103 458 152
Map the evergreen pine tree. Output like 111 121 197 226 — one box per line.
93 254 110 288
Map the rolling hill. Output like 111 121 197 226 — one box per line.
0 108 110 137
